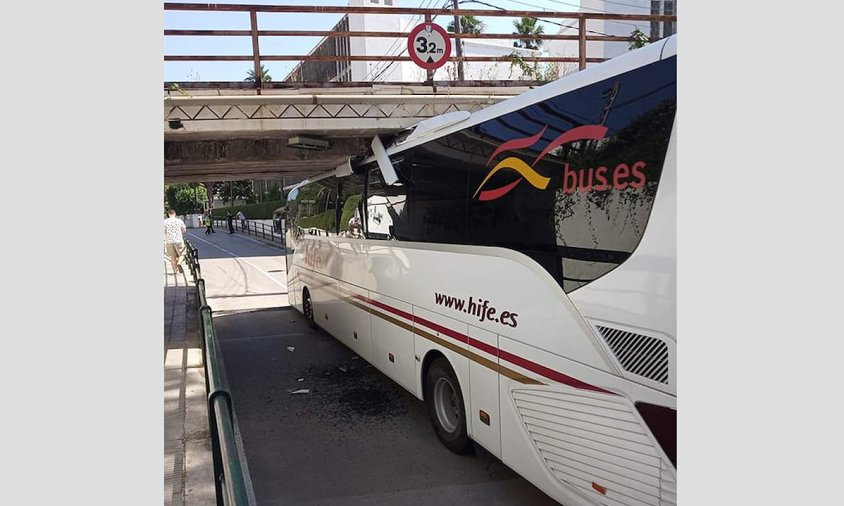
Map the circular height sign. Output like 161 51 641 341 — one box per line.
407 22 452 70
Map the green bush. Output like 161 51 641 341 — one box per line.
210 199 286 220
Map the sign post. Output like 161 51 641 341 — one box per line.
407 21 452 73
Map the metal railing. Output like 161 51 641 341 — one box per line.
164 2 677 89
184 239 251 506
212 218 285 248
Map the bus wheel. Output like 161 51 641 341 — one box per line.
303 288 316 329
425 357 471 454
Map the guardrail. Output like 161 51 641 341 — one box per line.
184 239 251 506
212 218 285 248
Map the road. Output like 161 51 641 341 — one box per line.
185 228 287 313
187 229 559 505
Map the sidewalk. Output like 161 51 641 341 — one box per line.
164 259 215 506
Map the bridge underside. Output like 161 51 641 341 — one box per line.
165 135 375 183
163 87 523 183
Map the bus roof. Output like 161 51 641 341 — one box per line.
356 35 676 170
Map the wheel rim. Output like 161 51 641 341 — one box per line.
304 296 312 320
433 377 460 433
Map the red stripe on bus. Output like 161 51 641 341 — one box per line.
411 313 501 359
498 349 614 394
412 314 468 345
358 295 414 322
479 178 523 201
353 292 613 395
486 126 547 166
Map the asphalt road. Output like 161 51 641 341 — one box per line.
189 229 559 506
185 228 288 313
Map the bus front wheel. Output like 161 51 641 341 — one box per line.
303 288 316 329
424 357 472 454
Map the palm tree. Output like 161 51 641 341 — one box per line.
245 64 272 83
447 15 485 34
512 17 545 50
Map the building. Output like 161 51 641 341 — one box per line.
545 0 677 64
284 0 676 80
285 0 548 83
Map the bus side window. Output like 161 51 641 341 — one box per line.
296 180 339 235
366 167 406 240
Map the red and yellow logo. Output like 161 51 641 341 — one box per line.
473 124 646 201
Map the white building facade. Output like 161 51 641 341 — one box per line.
545 0 677 65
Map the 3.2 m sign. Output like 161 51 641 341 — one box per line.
407 22 451 70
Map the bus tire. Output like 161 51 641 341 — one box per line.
424 357 472 455
303 288 316 329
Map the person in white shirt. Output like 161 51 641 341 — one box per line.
236 210 247 230
164 209 187 274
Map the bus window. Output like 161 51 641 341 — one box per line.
337 171 366 237
366 167 406 240
296 179 339 235
385 56 677 293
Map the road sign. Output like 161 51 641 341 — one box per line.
407 22 452 70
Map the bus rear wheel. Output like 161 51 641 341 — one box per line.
424 357 472 454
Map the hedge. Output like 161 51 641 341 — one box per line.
210 200 286 220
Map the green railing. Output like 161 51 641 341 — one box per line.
184 240 251 506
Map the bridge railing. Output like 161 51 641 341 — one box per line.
184 239 252 506
211 218 285 248
164 2 676 90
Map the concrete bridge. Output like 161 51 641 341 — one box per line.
164 85 528 183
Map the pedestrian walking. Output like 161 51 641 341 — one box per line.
227 211 235 234
164 209 187 274
236 210 247 231
203 211 215 235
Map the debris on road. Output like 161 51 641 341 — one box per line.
287 347 295 352
297 378 304 382
289 389 310 395
338 366 348 373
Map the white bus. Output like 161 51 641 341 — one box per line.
284 35 677 506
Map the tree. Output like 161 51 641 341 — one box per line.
447 15 485 34
165 183 209 215
245 64 272 83
512 17 545 50
629 29 649 50
213 180 257 206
